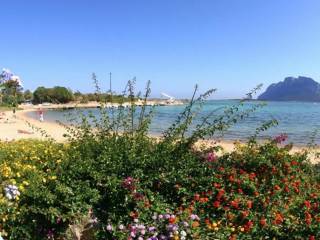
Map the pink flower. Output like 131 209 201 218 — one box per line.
206 152 217 162
122 177 136 191
274 134 288 144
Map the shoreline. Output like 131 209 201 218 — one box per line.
0 105 319 164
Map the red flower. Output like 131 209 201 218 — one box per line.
249 173 256 181
305 212 312 225
284 185 290 193
247 200 253 209
304 200 311 209
238 188 244 194
244 220 253 232
213 200 221 208
194 194 200 201
241 210 249 218
274 185 281 191
230 200 239 209
260 218 267 227
217 189 225 199
229 175 235 182
309 236 315 240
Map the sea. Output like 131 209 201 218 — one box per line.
26 100 320 145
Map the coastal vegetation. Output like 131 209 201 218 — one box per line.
32 86 75 104
0 80 319 239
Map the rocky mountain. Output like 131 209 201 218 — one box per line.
258 76 320 101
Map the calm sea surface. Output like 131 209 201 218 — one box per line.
27 100 320 145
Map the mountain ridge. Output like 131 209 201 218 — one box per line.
258 76 320 102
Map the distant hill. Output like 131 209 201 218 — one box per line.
258 76 320 102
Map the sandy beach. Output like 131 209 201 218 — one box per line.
0 104 319 164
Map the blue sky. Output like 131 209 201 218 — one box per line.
1 0 320 98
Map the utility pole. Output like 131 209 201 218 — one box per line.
109 72 113 103
109 72 112 94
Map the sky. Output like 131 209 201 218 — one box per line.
1 0 320 99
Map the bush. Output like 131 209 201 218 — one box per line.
0 79 319 239
33 86 74 104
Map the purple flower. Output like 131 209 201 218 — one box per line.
148 226 156 232
190 214 200 221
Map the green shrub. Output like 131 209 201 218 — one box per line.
0 78 319 239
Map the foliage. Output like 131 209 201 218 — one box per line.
0 78 319 239
23 90 33 101
33 86 74 104
0 80 24 106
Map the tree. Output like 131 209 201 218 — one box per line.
33 87 49 104
23 90 33 101
32 86 74 104
1 80 23 106
51 86 74 103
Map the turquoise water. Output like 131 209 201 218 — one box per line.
27 100 320 145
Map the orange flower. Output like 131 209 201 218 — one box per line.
274 213 284 225
192 221 200 228
247 200 253 209
169 217 176 224
229 234 237 240
199 197 209 203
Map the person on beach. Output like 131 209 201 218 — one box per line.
38 108 44 122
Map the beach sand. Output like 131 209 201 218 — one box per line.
0 105 319 164
0 109 67 142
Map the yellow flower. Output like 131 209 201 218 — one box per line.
23 181 29 186
50 176 57 180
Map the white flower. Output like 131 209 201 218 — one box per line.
4 184 20 200
180 230 187 236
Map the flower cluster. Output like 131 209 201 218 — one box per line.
106 212 199 239
4 184 20 200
